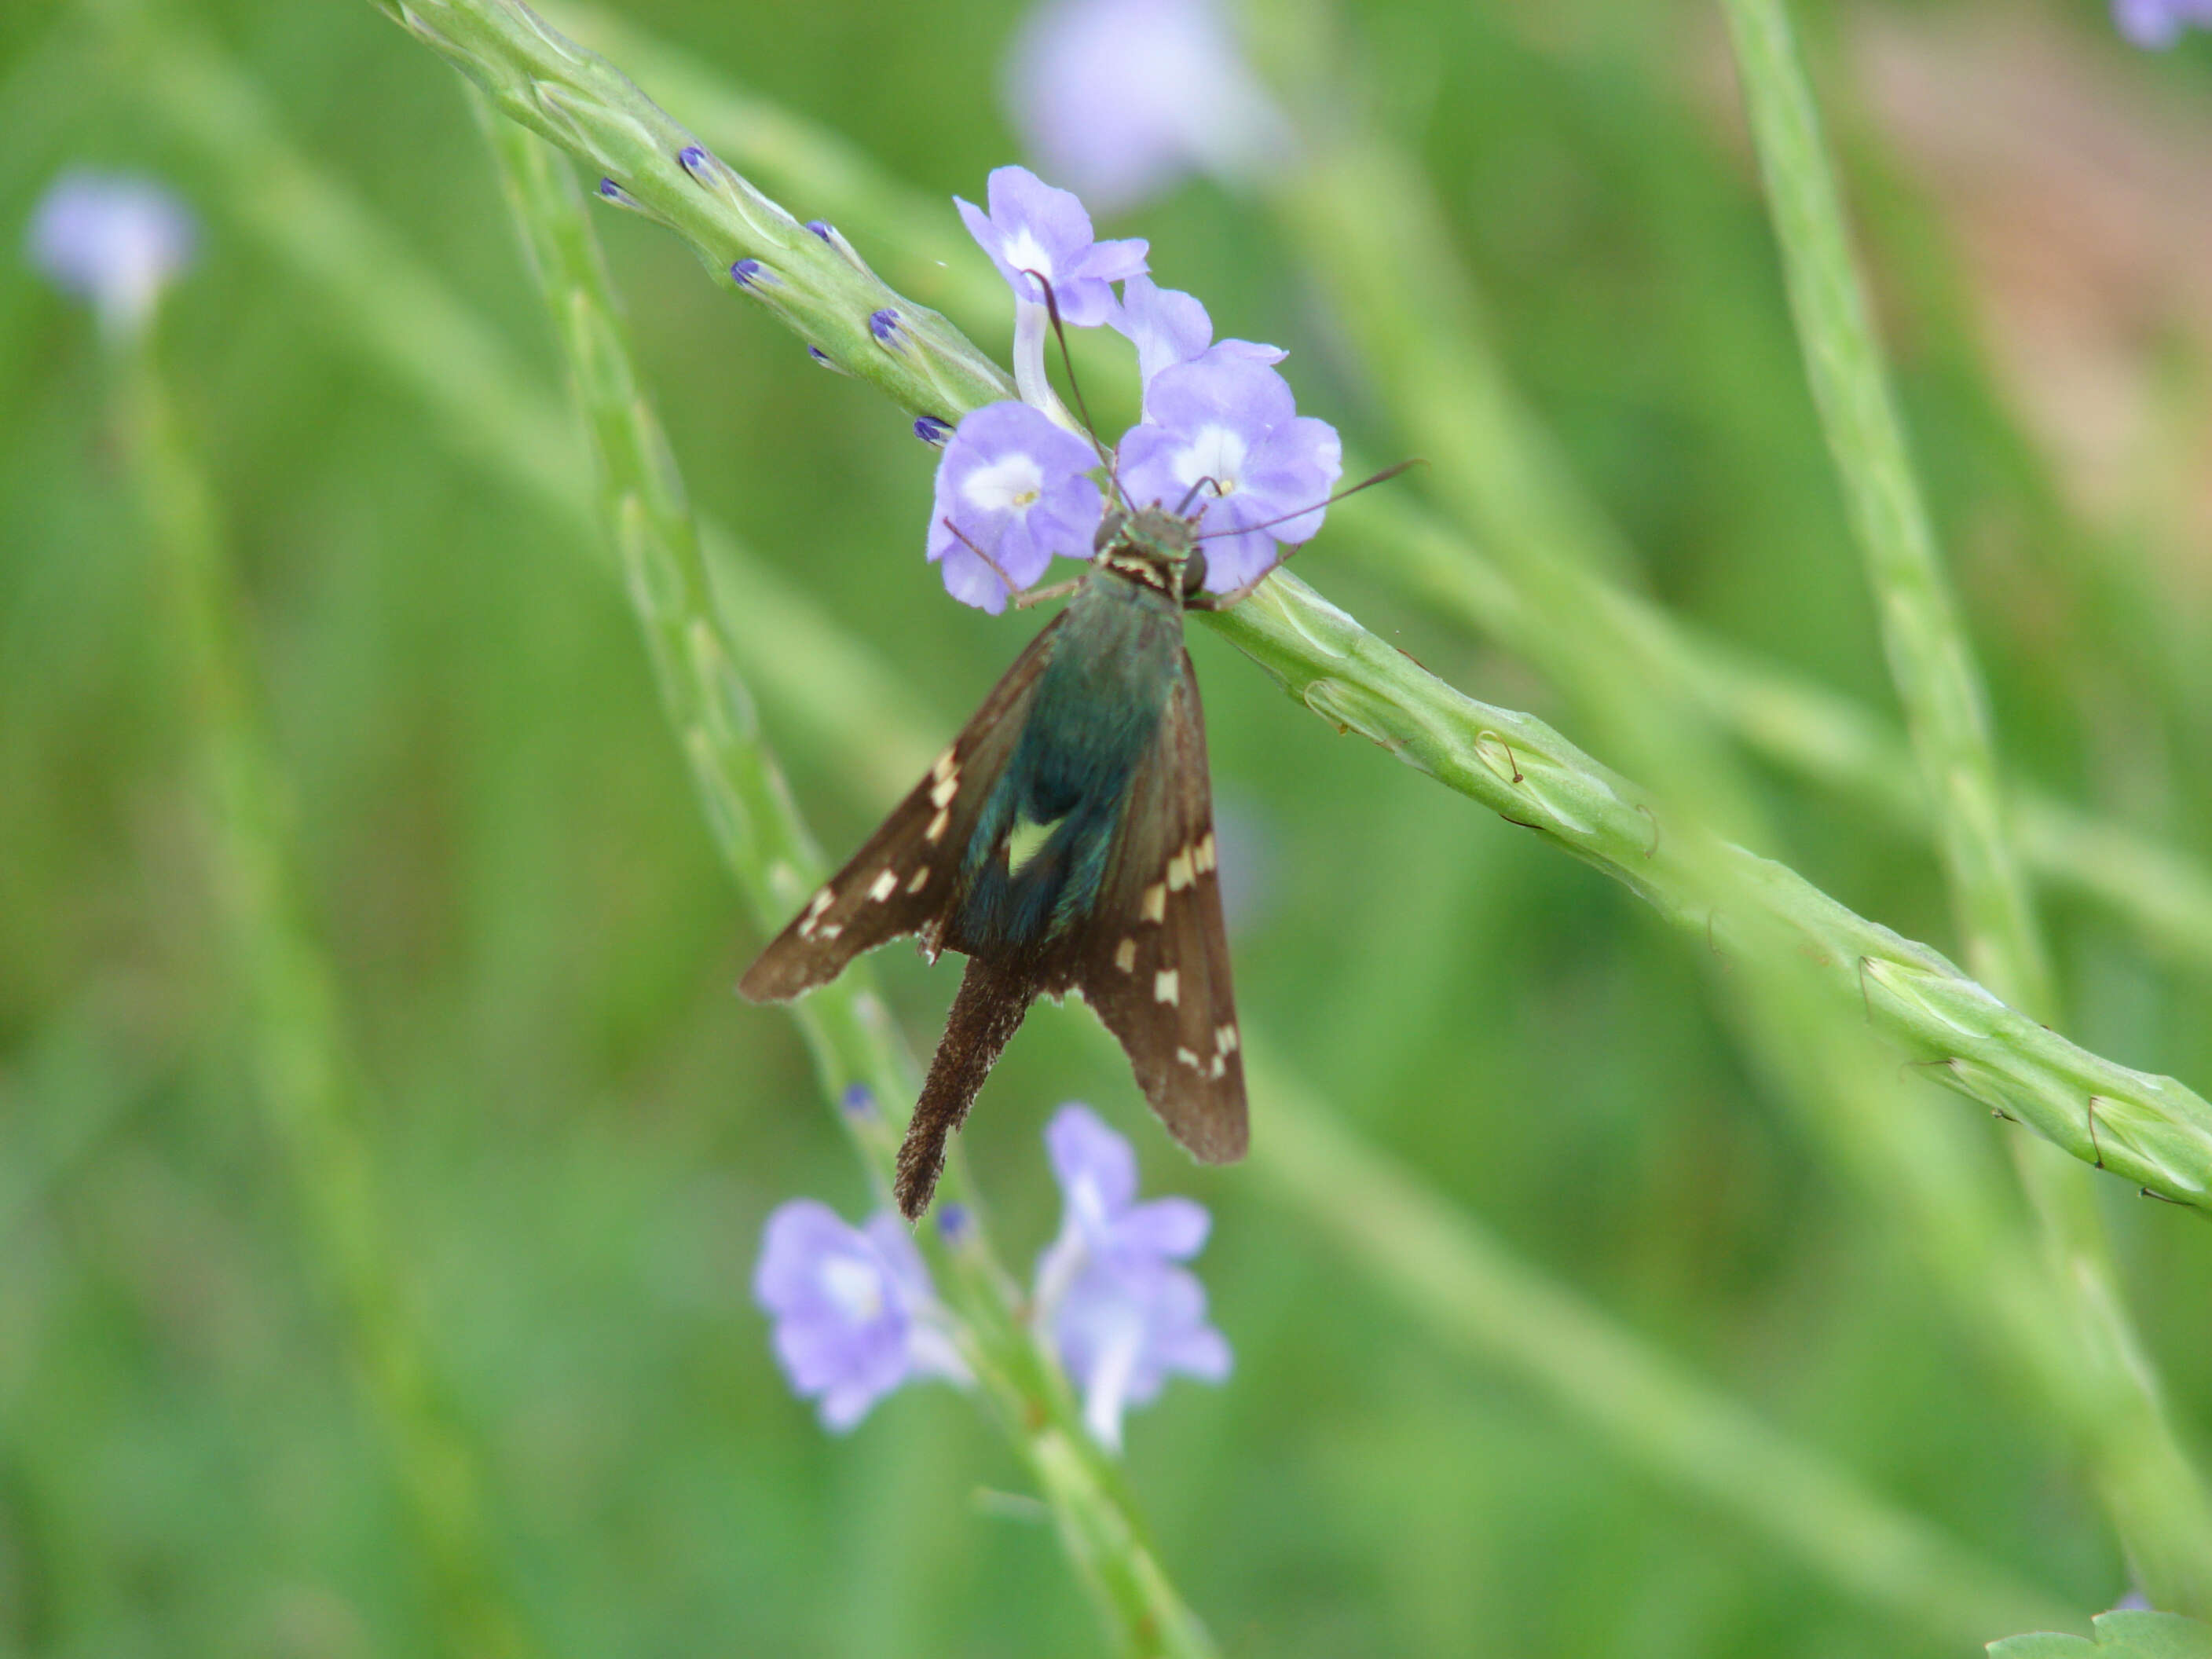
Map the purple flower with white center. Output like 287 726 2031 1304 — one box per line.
1004 0 1295 214
956 167 1146 423
928 401 1104 613
26 170 198 339
2113 0 2212 46
1109 276 1284 412
1115 353 1343 594
754 1199 969 1431
1032 1104 1229 1452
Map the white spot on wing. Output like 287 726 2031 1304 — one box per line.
925 807 950 842
1114 937 1137 972
797 885 835 938
1195 832 1217 874
906 866 930 894
930 771 959 810
1216 1024 1239 1054
1175 1046 1203 1071
867 870 898 902
1154 969 1179 1005
1142 883 1166 923
1166 849 1193 892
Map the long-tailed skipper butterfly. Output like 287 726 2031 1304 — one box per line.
742 489 1264 1217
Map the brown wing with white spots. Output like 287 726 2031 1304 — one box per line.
738 611 1068 1003
1068 650 1248 1163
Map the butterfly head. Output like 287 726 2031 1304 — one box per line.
1094 502 1209 600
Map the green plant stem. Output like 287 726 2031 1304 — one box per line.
1719 0 2212 1612
112 331 534 1659
478 106 1214 1659
364 0 1006 423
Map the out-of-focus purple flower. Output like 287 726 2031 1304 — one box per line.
1004 0 1295 214
25 170 198 338
928 401 1104 612
754 1199 969 1431
2113 0 2212 46
956 165 1148 326
1032 1104 1229 1452
1115 353 1342 593
1109 276 1284 412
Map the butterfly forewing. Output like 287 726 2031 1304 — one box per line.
1068 650 1247 1163
738 613 1069 1002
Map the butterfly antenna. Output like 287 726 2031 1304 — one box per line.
1020 267 1122 500
1193 459 1425 540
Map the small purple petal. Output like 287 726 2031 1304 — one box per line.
839 1083 877 1119
870 308 905 350
936 1203 972 1245
954 165 1148 327
1115 353 1342 592
678 145 712 180
1110 276 1284 407
926 401 1104 613
2113 0 2212 45
807 219 835 240
731 258 775 288
914 415 954 447
1030 1103 1229 1448
1004 0 1295 214
26 170 198 336
1046 1104 1140 1217
755 1199 965 1431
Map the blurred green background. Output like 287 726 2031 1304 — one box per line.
5 0 2212 1653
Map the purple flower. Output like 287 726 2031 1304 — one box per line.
754 1199 968 1430
928 401 1104 612
1004 0 1295 214
955 165 1148 326
2113 0 2212 46
25 170 197 338
1032 1104 1229 1451
958 167 1148 424
1109 276 1284 412
1115 353 1342 593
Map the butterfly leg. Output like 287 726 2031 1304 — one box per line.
1184 553 1290 611
939 517 1053 608
1011 578 1082 610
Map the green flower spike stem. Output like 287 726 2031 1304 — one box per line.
478 107 1215 1659
1721 0 2212 1613
367 0 1008 425
111 298 535 1657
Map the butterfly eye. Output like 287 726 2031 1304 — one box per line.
1181 547 1209 599
1093 510 1127 554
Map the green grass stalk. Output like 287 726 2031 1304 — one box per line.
1719 0 2212 1610
478 106 1216 1659
112 317 536 1659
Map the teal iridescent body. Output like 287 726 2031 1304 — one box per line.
956 507 1196 952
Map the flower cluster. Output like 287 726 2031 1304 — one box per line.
927 167 1342 614
755 1103 1228 1447
2112 0 2212 46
